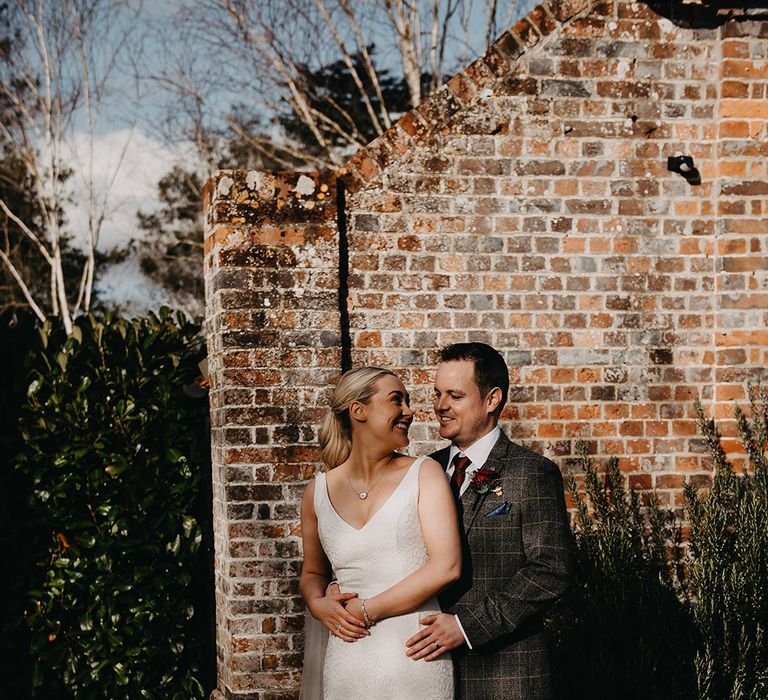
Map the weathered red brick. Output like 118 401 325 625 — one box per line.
549 0 592 22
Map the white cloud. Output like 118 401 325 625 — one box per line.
62 128 199 250
94 254 172 317
60 127 202 315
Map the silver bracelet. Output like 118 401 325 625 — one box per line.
360 598 375 628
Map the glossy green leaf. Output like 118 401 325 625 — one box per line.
8 311 208 697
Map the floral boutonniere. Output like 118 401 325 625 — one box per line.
470 468 503 498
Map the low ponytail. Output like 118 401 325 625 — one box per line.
318 366 398 469
319 409 352 470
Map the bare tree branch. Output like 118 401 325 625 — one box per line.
158 0 517 174
225 120 330 170
337 0 392 130
223 0 342 165
436 0 462 88
0 248 46 321
0 197 53 265
0 0 142 328
313 0 385 138
502 0 519 37
484 0 498 48
428 0 440 91
383 0 423 107
461 0 474 67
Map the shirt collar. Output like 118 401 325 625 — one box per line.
448 426 501 472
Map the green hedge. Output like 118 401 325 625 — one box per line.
2 309 211 698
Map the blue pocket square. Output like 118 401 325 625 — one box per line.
484 501 512 517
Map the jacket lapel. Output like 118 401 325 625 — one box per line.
483 430 512 474
463 431 511 533
431 445 466 523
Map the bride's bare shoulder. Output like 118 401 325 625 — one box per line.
414 457 446 483
420 456 444 470
392 454 439 470
302 470 329 499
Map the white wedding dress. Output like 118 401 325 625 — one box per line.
312 456 454 699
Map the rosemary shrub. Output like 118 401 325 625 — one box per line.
685 391 768 700
548 443 696 699
551 392 768 699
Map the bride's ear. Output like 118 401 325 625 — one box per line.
349 400 368 423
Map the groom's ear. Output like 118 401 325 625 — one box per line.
485 387 502 416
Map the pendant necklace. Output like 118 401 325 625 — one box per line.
348 463 390 500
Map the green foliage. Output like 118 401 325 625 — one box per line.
12 309 208 698
550 394 768 699
136 166 205 303
549 445 697 699
685 390 768 700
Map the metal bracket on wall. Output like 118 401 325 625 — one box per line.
667 156 702 186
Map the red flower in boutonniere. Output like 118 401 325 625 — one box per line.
470 468 503 497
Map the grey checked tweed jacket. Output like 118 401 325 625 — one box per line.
432 431 573 700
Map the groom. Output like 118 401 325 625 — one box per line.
405 342 573 699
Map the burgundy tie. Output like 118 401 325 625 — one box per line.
451 454 472 499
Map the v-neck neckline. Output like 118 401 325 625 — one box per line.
323 456 423 532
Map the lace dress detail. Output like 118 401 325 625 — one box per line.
314 456 454 700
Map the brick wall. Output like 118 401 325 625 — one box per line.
204 171 341 698
203 1 768 696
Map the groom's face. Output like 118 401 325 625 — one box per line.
433 360 496 451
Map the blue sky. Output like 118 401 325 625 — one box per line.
66 0 536 312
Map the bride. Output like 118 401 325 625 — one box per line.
299 366 461 699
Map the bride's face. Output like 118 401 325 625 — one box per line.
358 374 413 450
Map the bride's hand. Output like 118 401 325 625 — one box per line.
309 590 369 642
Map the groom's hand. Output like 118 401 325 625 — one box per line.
405 613 465 661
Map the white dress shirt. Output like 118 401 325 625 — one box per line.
444 425 501 649
446 426 501 498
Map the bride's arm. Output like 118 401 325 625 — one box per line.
348 459 461 625
300 480 369 642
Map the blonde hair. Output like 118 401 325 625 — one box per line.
319 366 398 469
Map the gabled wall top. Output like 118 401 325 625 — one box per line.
338 0 594 193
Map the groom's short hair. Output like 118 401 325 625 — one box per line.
439 342 509 416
